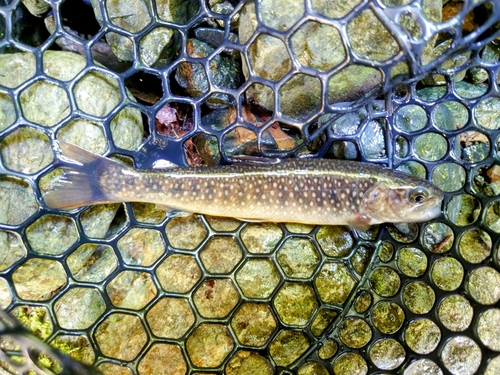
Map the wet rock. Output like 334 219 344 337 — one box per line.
208 0 239 29
0 177 38 226
139 27 181 67
417 81 487 101
0 51 143 152
10 1 48 46
175 38 241 109
239 0 440 116
422 39 471 85
0 51 143 239
202 105 299 156
470 43 500 84
194 27 239 58
22 0 50 17
90 0 198 65
1 127 53 174
44 16 131 72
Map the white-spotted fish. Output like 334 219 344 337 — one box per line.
43 142 443 229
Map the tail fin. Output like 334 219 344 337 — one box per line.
43 142 125 209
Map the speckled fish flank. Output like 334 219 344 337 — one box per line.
43 142 444 228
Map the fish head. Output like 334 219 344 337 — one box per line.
361 179 444 224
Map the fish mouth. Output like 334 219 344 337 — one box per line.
402 199 443 223
422 202 443 221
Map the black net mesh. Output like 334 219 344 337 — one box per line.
1 0 500 374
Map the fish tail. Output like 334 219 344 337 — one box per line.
43 142 124 209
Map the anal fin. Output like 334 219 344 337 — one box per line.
236 217 267 223
229 155 282 165
155 205 192 218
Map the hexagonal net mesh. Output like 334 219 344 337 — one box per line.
0 0 500 374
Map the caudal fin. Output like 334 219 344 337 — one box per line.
43 142 125 209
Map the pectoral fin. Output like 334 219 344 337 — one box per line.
347 213 372 231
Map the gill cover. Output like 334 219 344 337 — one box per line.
361 182 399 216
361 181 442 223
361 182 430 223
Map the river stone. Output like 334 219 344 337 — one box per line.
22 0 50 17
175 38 241 109
0 51 143 237
239 0 441 118
422 39 471 85
90 0 199 65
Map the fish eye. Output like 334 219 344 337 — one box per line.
410 187 429 204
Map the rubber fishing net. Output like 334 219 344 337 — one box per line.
0 0 500 374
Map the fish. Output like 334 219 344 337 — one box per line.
42 142 444 230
